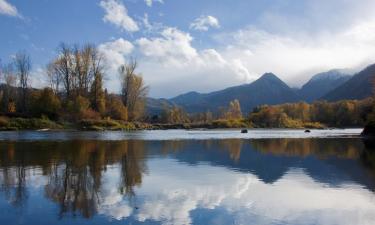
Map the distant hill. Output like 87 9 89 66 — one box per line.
168 73 301 113
146 64 375 115
145 97 173 115
299 70 352 102
322 64 375 101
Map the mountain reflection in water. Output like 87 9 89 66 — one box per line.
0 138 374 225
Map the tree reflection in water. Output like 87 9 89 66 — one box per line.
0 138 374 219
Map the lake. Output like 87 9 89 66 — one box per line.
0 129 374 225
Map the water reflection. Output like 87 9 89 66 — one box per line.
0 138 374 224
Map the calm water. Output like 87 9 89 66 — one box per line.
0 130 374 225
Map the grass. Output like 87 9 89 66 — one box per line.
79 119 136 131
0 116 63 130
0 116 328 131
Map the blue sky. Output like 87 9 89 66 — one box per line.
1 0 375 97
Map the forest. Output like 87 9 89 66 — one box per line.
0 44 148 130
0 43 374 130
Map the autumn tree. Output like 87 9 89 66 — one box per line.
30 88 61 119
73 44 96 96
119 59 148 121
14 52 31 112
46 62 61 94
48 43 107 117
0 63 17 113
89 48 105 114
106 95 128 121
190 110 214 123
222 99 243 120
161 105 190 124
49 43 98 99
51 43 73 98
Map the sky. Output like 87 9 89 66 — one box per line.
1 0 375 97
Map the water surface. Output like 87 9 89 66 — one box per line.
0 128 362 141
0 130 374 225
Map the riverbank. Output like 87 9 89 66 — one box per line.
0 116 330 131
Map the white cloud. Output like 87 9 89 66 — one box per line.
190 15 220 31
98 167 134 220
98 38 134 91
135 27 254 97
142 13 152 30
98 38 134 70
30 67 50 89
0 0 20 17
141 13 164 33
215 19 375 87
97 159 375 225
137 27 198 65
144 0 164 7
95 1 375 97
100 0 139 32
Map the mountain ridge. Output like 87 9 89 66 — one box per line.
146 64 374 115
167 72 301 114
299 69 352 102
322 64 375 101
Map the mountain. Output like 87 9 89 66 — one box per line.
170 91 203 106
146 64 375 115
322 64 375 101
168 73 301 113
299 70 352 102
146 97 174 115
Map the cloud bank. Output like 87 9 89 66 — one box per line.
95 0 375 97
99 27 254 96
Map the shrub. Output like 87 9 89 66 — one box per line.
30 88 61 119
79 119 136 130
106 96 128 121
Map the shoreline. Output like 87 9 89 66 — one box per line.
0 117 359 131
0 128 364 142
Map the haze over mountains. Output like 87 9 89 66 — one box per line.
147 63 375 115
298 70 352 102
323 65 375 102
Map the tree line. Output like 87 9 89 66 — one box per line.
0 44 373 128
158 98 374 128
249 99 374 128
0 43 148 122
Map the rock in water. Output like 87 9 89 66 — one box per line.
305 130 311 133
362 121 375 137
241 129 248 134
